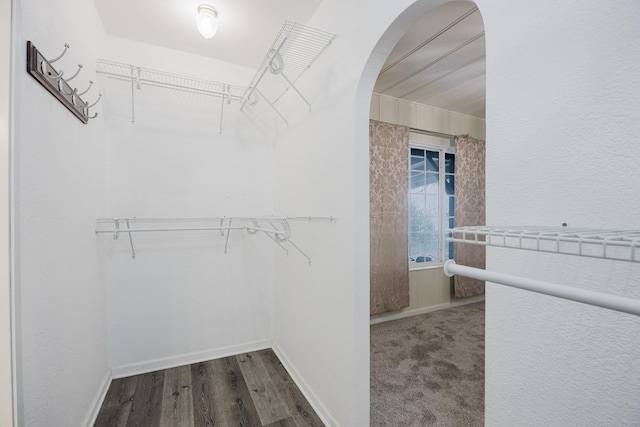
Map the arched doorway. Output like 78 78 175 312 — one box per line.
358 1 486 425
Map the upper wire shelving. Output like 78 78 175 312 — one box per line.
96 59 246 132
240 21 335 125
445 225 640 316
95 216 336 263
448 226 640 263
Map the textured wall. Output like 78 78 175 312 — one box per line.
13 0 110 425
271 0 450 425
294 0 640 424
482 0 640 425
99 37 276 372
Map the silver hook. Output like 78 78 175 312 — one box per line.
58 64 83 95
59 81 73 95
65 64 83 82
86 93 102 109
41 62 63 80
78 80 93 96
61 85 77 98
48 43 70 64
88 112 98 120
72 89 88 107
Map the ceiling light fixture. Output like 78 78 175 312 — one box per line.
197 5 218 39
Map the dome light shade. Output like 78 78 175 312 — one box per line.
197 5 218 39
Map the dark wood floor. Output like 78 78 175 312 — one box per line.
94 348 324 427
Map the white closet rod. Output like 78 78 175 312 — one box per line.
96 70 244 101
95 225 284 237
443 260 640 317
95 216 335 263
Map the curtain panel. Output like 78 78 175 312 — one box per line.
370 120 410 315
454 134 486 298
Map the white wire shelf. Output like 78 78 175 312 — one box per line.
448 226 640 263
240 21 335 125
95 216 335 262
96 60 246 99
95 59 246 132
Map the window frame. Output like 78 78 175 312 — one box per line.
408 139 456 271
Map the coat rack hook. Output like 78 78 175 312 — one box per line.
60 83 76 97
48 43 69 64
88 112 98 120
53 69 65 82
78 80 93 96
65 64 83 82
41 62 63 80
27 41 92 124
86 93 102 109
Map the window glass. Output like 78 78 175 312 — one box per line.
445 153 455 173
425 151 439 172
425 173 439 194
408 144 455 266
444 175 455 196
410 172 425 193
411 149 425 170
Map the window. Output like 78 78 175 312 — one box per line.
409 143 455 266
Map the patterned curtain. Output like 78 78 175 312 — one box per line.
454 134 486 298
370 120 410 315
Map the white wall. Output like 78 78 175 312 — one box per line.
481 0 640 425
269 1 451 425
1 0 14 425
272 0 640 425
12 0 109 425
98 37 276 374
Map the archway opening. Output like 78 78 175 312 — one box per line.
359 2 486 424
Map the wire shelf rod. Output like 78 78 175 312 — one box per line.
95 216 335 262
95 225 284 235
240 62 272 110
96 70 245 101
95 216 335 223
444 260 640 317
241 21 335 121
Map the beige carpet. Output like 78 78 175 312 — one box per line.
370 302 485 426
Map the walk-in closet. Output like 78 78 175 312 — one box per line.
2 0 640 426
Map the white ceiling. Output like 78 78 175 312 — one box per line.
375 1 486 118
93 0 323 69
94 0 485 118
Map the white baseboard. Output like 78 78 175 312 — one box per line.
369 295 485 325
271 343 337 427
83 369 112 427
111 340 272 379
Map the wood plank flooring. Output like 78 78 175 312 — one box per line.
94 349 324 427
